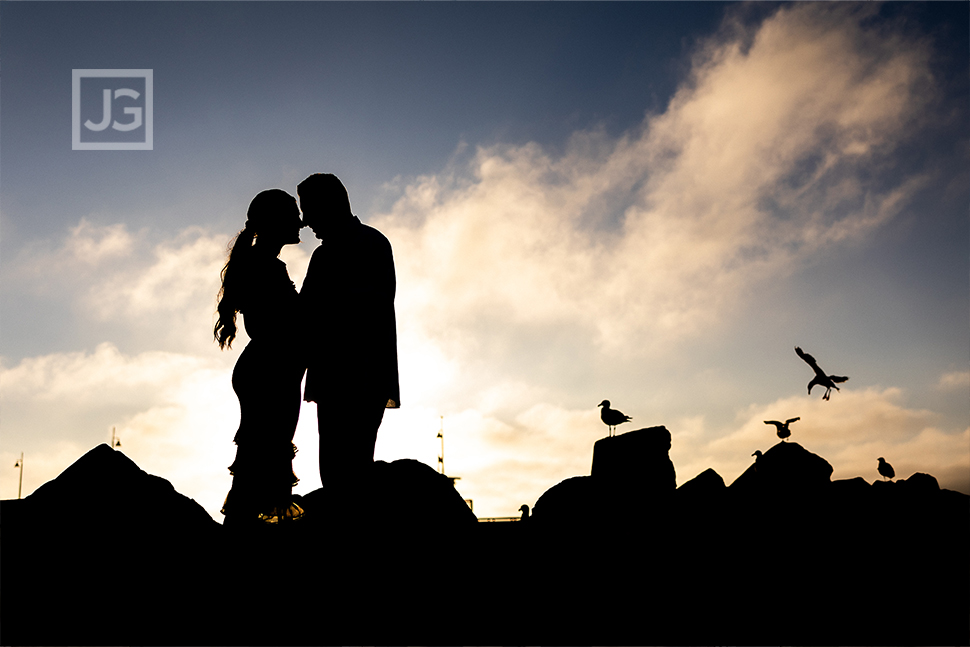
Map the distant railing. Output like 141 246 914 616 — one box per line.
477 516 523 523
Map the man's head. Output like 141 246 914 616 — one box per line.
297 173 353 238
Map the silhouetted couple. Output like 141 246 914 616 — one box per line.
214 174 400 528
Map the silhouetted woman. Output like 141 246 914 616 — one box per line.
214 189 306 527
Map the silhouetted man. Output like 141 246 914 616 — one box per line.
297 173 400 488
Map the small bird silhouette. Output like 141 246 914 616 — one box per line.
598 400 632 436
795 346 848 400
877 457 895 481
764 417 800 442
519 504 530 521
751 450 763 473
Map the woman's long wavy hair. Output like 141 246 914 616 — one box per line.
214 189 294 349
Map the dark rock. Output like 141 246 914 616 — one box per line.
730 441 832 495
870 478 901 502
532 475 602 524
2 437 967 646
300 457 477 532
25 443 215 530
940 487 970 508
898 471 940 494
831 476 871 493
677 467 725 496
591 425 676 495
531 426 677 528
729 460 760 493
827 476 872 508
1 444 220 645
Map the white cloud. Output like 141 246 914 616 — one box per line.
938 370 970 391
374 4 932 363
87 227 225 319
3 218 141 297
67 218 134 264
1 342 209 404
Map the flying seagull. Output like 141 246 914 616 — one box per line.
764 417 800 442
877 457 895 482
598 400 632 437
795 346 848 400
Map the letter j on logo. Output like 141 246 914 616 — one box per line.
73 69 153 150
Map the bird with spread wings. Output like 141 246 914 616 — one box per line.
795 346 848 400
764 417 800 441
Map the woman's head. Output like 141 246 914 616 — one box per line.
245 189 302 247
213 189 300 349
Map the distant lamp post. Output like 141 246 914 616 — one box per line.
111 427 121 449
436 416 461 488
437 416 445 475
14 453 23 499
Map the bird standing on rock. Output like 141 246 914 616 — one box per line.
877 457 895 481
764 417 800 442
598 400 632 436
795 346 849 400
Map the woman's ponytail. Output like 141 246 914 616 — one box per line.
213 223 256 349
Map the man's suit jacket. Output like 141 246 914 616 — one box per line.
300 216 400 408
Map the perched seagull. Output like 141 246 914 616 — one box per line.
795 346 849 400
877 457 895 482
519 504 530 521
751 451 763 473
764 417 800 442
598 400 632 437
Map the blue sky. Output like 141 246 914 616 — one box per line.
2 1 967 519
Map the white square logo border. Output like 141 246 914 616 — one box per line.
72 69 153 150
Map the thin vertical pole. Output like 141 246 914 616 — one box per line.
437 416 444 475
16 452 23 499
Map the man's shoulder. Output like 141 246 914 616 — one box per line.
307 242 327 262
356 219 392 249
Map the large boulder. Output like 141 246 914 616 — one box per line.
1 444 220 645
531 426 676 528
729 441 832 496
21 443 215 529
898 471 940 494
300 458 478 533
532 475 602 525
591 425 676 495
677 467 726 497
830 476 871 494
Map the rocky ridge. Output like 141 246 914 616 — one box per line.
2 427 967 645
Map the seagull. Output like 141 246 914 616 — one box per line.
877 457 895 481
751 451 763 473
598 400 632 437
795 346 849 400
519 504 530 521
764 417 800 442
